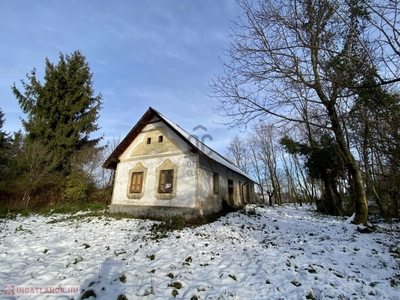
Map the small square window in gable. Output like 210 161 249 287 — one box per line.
158 135 163 143
147 137 151 144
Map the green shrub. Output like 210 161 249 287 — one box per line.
150 215 186 239
0 203 9 218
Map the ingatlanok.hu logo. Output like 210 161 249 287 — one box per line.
4 284 80 296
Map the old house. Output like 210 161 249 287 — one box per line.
103 107 255 219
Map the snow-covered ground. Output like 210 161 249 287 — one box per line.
0 204 399 300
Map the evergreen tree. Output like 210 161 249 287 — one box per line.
12 51 103 175
0 108 8 150
281 134 346 215
350 75 400 218
0 108 9 181
0 108 12 202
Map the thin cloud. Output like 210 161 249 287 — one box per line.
0 0 242 154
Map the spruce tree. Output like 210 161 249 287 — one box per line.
0 108 8 150
12 51 103 175
0 108 11 198
0 107 11 169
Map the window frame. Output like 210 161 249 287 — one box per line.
213 172 219 195
129 171 144 194
155 159 177 200
238 181 243 202
126 162 147 199
158 169 174 194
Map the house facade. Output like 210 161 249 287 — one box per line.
103 107 256 219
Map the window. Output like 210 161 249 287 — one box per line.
129 172 144 193
158 135 163 143
213 173 219 194
147 137 151 144
155 159 177 200
246 185 251 203
159 169 174 193
238 181 243 201
127 162 147 199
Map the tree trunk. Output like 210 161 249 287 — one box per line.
318 173 342 215
267 190 274 206
362 127 386 219
351 167 368 224
327 103 368 224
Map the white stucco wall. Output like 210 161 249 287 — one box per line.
112 154 197 207
111 120 198 208
197 168 212 202
196 168 223 214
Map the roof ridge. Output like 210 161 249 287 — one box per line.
155 109 252 180
103 107 253 181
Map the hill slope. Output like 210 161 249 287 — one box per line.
0 205 399 299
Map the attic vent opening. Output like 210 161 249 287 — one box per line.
147 137 151 144
158 135 163 143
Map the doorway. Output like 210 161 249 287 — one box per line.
228 179 234 206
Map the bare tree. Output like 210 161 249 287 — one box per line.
247 135 267 203
226 135 250 174
14 139 61 208
361 0 400 86
211 0 373 224
253 122 283 205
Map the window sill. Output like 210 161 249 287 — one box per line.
127 193 143 199
155 193 175 200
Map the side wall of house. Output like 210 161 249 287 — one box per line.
197 156 256 211
196 167 220 215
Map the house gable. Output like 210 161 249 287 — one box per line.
103 108 254 182
128 125 183 158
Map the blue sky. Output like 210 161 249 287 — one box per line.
0 0 243 153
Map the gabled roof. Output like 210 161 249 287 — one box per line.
103 107 253 181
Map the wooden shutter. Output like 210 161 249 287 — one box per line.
130 172 143 193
